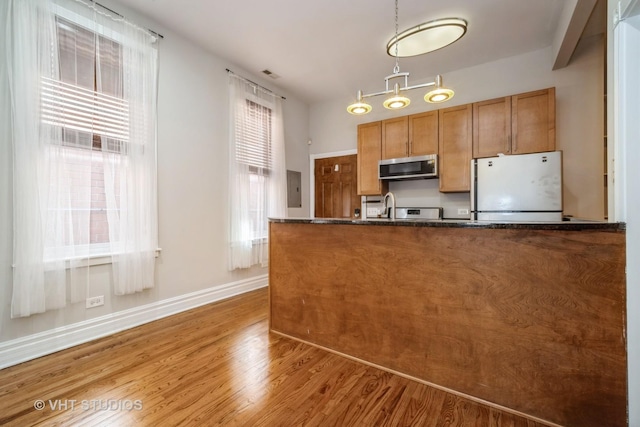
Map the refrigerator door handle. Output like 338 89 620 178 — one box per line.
470 159 477 220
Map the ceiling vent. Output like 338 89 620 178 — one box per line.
262 69 280 79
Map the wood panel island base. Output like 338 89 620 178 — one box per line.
268 219 627 427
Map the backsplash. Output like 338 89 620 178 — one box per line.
362 179 471 219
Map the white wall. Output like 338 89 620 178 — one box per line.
310 38 605 221
0 0 309 348
611 3 640 425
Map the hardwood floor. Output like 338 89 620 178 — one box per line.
0 288 551 426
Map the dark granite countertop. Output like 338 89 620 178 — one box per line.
269 217 626 231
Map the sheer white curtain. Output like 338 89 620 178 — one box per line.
228 74 286 270
99 4 159 295
2 0 158 318
3 0 66 317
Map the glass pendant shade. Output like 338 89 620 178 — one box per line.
387 18 467 58
383 84 410 110
383 95 410 109
347 102 373 115
425 87 454 103
347 90 373 115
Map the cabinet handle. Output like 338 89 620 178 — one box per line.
513 134 517 153
507 135 511 154
408 140 411 156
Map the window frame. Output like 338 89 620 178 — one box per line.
39 4 137 264
236 96 275 243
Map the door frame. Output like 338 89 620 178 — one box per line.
309 149 357 218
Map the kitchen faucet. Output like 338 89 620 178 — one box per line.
382 191 396 220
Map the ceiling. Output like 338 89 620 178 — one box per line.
118 0 605 105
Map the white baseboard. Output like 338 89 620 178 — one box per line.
0 274 268 370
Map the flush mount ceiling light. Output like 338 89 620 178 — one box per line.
386 18 467 58
347 0 456 115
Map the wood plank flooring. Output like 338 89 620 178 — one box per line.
0 288 552 426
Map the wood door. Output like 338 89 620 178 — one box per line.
511 88 556 154
357 121 388 196
438 104 473 192
315 154 361 218
408 110 438 156
381 116 409 159
473 97 512 158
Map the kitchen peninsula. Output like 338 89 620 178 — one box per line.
268 218 627 427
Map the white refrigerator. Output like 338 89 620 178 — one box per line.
470 151 563 221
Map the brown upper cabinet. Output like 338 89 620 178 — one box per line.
439 104 473 193
512 88 556 154
357 121 389 196
381 111 439 159
409 111 439 156
473 96 511 158
381 116 408 159
473 88 556 158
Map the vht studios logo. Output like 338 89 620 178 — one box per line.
34 399 143 411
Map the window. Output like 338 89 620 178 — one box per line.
5 0 159 317
40 16 127 258
227 74 286 270
235 99 272 241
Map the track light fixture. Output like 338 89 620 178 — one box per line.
347 72 454 115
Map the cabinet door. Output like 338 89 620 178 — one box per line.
473 97 511 158
409 111 438 156
512 88 555 154
381 116 409 159
357 121 388 196
439 104 473 192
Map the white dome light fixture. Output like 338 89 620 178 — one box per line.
346 0 458 115
386 18 467 58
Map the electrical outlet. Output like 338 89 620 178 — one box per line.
86 295 104 309
367 207 379 216
458 208 470 215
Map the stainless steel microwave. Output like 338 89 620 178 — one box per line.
378 154 438 180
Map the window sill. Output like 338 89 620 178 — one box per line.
66 248 163 267
252 237 268 245
12 248 163 269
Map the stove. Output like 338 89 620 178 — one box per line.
395 207 443 220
